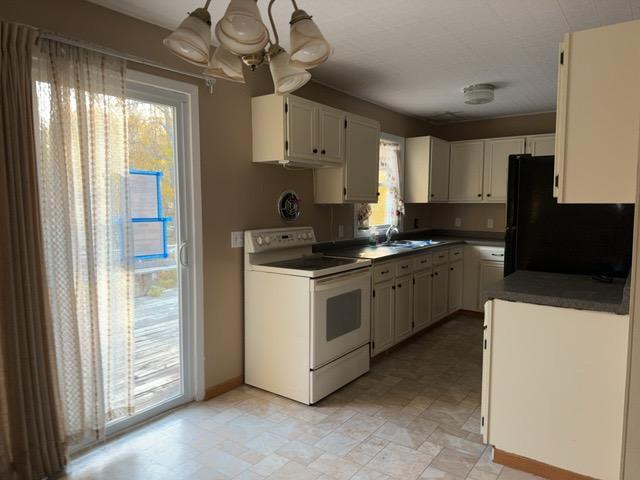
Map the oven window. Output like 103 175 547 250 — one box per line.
326 290 362 341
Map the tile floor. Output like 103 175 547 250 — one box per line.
63 314 543 480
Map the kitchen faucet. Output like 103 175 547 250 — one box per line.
385 225 399 243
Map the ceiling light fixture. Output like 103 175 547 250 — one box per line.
463 84 495 105
164 0 332 94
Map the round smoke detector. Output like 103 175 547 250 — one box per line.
463 84 495 105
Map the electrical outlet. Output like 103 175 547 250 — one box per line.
413 217 420 229
231 231 244 248
454 217 462 227
338 225 345 238
487 218 494 229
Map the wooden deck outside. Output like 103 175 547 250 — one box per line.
134 288 181 412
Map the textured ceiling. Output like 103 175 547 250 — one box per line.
88 0 640 121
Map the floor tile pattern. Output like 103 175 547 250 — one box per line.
62 315 544 480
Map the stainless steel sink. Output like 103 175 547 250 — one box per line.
380 239 442 248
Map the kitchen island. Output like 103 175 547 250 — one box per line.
482 272 631 480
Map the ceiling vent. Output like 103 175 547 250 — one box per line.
463 84 495 105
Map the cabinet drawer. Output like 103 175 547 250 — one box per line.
373 263 394 283
449 246 464 262
476 246 505 262
413 254 432 271
432 249 449 265
395 258 414 276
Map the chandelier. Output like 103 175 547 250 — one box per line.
163 0 332 94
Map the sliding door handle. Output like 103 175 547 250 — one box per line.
179 241 188 267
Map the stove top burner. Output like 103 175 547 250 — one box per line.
262 255 357 271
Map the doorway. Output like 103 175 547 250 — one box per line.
108 71 204 434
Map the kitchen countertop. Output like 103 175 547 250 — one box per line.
315 231 505 262
483 270 631 315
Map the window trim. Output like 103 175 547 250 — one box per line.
354 132 406 238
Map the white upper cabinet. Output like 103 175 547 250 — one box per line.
483 137 525 203
449 140 485 202
405 136 450 203
344 114 380 202
251 94 347 168
286 96 318 163
314 114 380 204
555 20 640 203
525 134 555 157
318 105 346 164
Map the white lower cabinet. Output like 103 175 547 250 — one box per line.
371 278 395 355
463 245 505 312
413 268 433 332
479 260 504 306
447 261 463 313
371 247 466 357
431 264 449 322
394 274 413 343
482 299 630 480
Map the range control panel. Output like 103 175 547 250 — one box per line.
244 227 316 252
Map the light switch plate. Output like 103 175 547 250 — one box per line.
487 218 494 229
231 231 244 248
454 217 462 227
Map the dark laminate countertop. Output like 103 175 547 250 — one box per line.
483 270 631 315
316 233 504 262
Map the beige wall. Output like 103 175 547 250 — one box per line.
1 0 434 390
404 203 507 233
434 111 556 141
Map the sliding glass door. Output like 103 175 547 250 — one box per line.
107 79 196 432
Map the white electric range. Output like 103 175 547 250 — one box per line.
244 227 372 404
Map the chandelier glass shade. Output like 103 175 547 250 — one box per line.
289 9 332 69
163 8 212 67
215 0 269 55
204 46 245 83
164 0 331 94
269 48 311 94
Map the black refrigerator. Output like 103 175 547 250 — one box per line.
504 154 634 278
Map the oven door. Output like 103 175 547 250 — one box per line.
310 268 371 369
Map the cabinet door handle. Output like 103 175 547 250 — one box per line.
477 193 482 197
381 269 389 274
321 149 326 154
491 253 504 257
487 193 491 197
397 283 402 288
401 265 408 269
313 148 318 153
435 272 439 276
392 285 396 290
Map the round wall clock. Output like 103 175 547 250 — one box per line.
277 190 301 222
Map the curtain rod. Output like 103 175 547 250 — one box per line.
38 31 216 92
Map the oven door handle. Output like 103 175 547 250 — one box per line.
312 268 371 292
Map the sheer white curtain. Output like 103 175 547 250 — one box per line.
357 139 404 232
33 39 134 445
